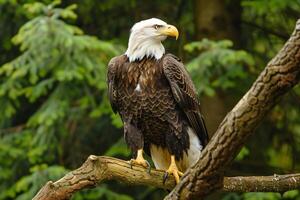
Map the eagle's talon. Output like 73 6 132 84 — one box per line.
163 168 182 184
163 155 183 184
128 149 151 173
128 158 151 172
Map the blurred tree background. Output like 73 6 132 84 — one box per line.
0 0 300 199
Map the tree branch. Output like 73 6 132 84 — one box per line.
32 156 300 200
224 174 300 193
165 19 300 200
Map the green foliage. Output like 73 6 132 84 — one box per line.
0 128 68 199
185 39 254 96
235 147 250 161
73 184 134 200
242 0 300 17
105 138 131 157
3 165 68 200
223 191 300 200
242 192 281 200
0 1 120 124
283 190 300 200
0 1 123 199
241 0 297 66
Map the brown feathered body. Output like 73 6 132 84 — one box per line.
107 54 208 171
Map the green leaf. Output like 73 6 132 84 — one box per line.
235 147 250 161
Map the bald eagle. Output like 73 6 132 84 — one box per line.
107 18 208 183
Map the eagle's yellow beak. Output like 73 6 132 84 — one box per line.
159 25 179 40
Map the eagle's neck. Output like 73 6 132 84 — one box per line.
125 33 165 62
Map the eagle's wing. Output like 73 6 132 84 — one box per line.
162 54 209 146
107 56 123 113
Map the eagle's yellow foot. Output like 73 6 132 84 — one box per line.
163 155 183 184
129 149 151 173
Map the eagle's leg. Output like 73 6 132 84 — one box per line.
124 122 151 173
129 149 151 173
163 155 183 184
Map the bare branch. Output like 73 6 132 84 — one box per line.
224 174 300 193
32 156 300 200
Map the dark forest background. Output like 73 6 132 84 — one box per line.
0 0 300 199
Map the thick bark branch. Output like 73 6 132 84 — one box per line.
32 156 300 200
165 19 300 200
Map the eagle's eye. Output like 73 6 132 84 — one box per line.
153 24 163 29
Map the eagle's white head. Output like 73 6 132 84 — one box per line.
125 18 179 62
